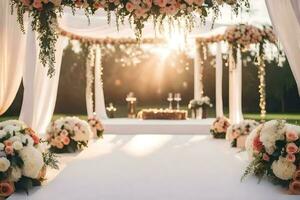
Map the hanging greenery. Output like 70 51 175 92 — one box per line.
10 0 249 76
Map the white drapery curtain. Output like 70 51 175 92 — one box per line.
0 1 27 115
215 42 224 117
19 29 66 134
229 48 244 124
94 47 108 119
265 0 300 94
194 44 203 100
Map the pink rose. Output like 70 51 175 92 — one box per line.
62 136 70 145
286 131 299 142
126 2 135 12
0 181 15 197
5 146 14 155
287 154 296 162
253 134 263 152
194 0 204 6
154 0 167 7
262 153 270 161
33 0 43 9
286 143 298 154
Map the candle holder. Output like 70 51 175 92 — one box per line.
174 93 181 110
106 103 117 118
126 92 137 118
167 93 173 109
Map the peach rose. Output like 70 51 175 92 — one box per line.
286 131 299 142
286 143 298 154
0 181 15 197
3 141 12 147
56 142 64 149
293 170 300 182
62 137 70 145
5 146 14 155
289 181 300 195
21 0 31 6
287 154 296 163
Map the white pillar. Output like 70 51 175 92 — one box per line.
94 46 108 119
215 42 224 117
194 43 203 100
229 47 244 124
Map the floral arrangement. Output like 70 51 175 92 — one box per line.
46 117 92 153
88 117 104 138
188 96 213 109
243 120 300 195
0 120 58 198
10 0 249 76
210 116 231 139
226 120 259 148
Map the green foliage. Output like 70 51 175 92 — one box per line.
15 176 41 194
43 152 59 170
210 130 226 139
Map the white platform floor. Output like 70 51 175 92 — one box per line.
9 135 298 200
102 118 215 134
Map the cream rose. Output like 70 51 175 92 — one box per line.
12 141 23 151
272 157 296 180
0 157 10 172
19 146 44 179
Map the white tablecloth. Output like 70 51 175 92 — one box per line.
9 135 298 200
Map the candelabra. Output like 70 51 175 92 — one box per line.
106 103 117 118
126 92 137 118
174 93 181 110
167 93 173 109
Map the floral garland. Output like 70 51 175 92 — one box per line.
10 0 249 76
243 120 300 195
196 24 280 120
46 117 92 153
0 120 58 197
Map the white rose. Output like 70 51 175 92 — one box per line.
0 143 4 151
21 134 34 146
13 141 23 151
271 156 296 180
19 146 44 179
260 120 286 154
0 157 10 172
0 130 6 139
9 136 22 143
9 167 22 182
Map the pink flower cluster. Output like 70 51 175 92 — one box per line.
212 117 230 134
48 129 71 149
225 25 263 48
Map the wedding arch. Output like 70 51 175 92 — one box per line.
2 0 300 134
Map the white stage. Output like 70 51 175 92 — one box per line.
101 118 215 134
9 135 298 200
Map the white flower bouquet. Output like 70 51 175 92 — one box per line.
0 120 58 198
226 120 259 148
243 120 300 195
46 117 92 153
188 96 213 110
210 117 231 139
88 117 104 139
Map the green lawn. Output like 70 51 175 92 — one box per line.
1 113 300 124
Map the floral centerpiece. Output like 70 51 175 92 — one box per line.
210 116 231 139
0 120 58 198
88 117 104 139
226 120 259 148
10 0 249 76
243 120 300 195
188 96 213 119
46 117 92 153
